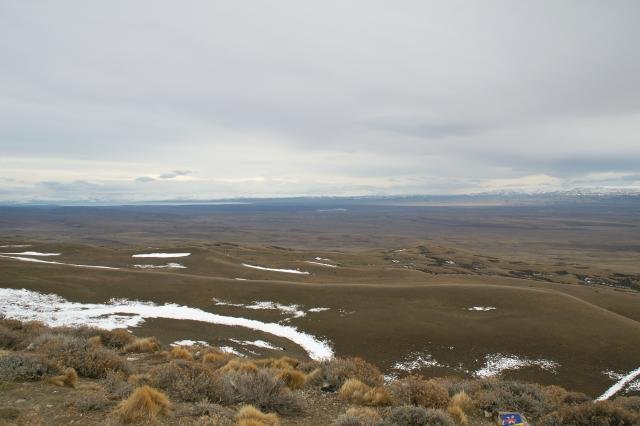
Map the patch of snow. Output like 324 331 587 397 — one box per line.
242 263 309 275
308 307 330 313
244 301 306 319
314 257 333 262
0 251 60 256
133 263 186 269
230 338 280 350
0 244 31 248
171 339 208 347
445 260 456 265
475 354 559 377
0 288 334 361
219 346 244 356
393 353 442 371
316 208 347 212
132 253 190 258
598 367 640 400
467 306 496 311
391 259 400 263
384 373 399 384
234 278 247 281
0 255 118 270
305 261 337 268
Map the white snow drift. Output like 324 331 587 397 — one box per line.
597 366 640 400
0 251 60 256
133 263 186 269
467 306 496 311
0 255 119 270
242 263 309 275
305 261 338 268
132 253 191 258
0 288 333 361
475 353 559 377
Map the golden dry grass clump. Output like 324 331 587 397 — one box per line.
45 367 78 388
202 349 236 368
450 390 474 412
235 405 279 426
345 407 383 421
115 385 172 423
254 357 299 370
123 337 161 353
169 346 194 361
221 359 260 374
338 378 390 406
127 373 151 386
275 367 306 390
447 404 468 425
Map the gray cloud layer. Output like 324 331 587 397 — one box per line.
1 1 639 201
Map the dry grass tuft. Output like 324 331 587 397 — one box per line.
235 405 279 426
123 337 161 353
222 359 260 374
45 367 78 388
275 368 306 390
115 385 172 423
447 405 468 425
450 390 474 412
254 357 299 370
338 378 390 406
169 346 194 361
202 350 236 368
88 335 102 347
127 373 151 386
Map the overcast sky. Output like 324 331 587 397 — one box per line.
1 1 639 201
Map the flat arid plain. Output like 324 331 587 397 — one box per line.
1 198 639 401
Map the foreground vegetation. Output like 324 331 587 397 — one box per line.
0 318 638 425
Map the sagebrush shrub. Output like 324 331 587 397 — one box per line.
614 396 640 413
539 401 639 426
74 392 110 412
0 325 21 349
222 370 302 415
320 357 384 389
31 333 130 378
101 370 133 399
390 375 450 409
388 406 455 426
388 405 430 426
0 352 59 381
472 379 554 418
149 360 224 402
333 408 385 426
